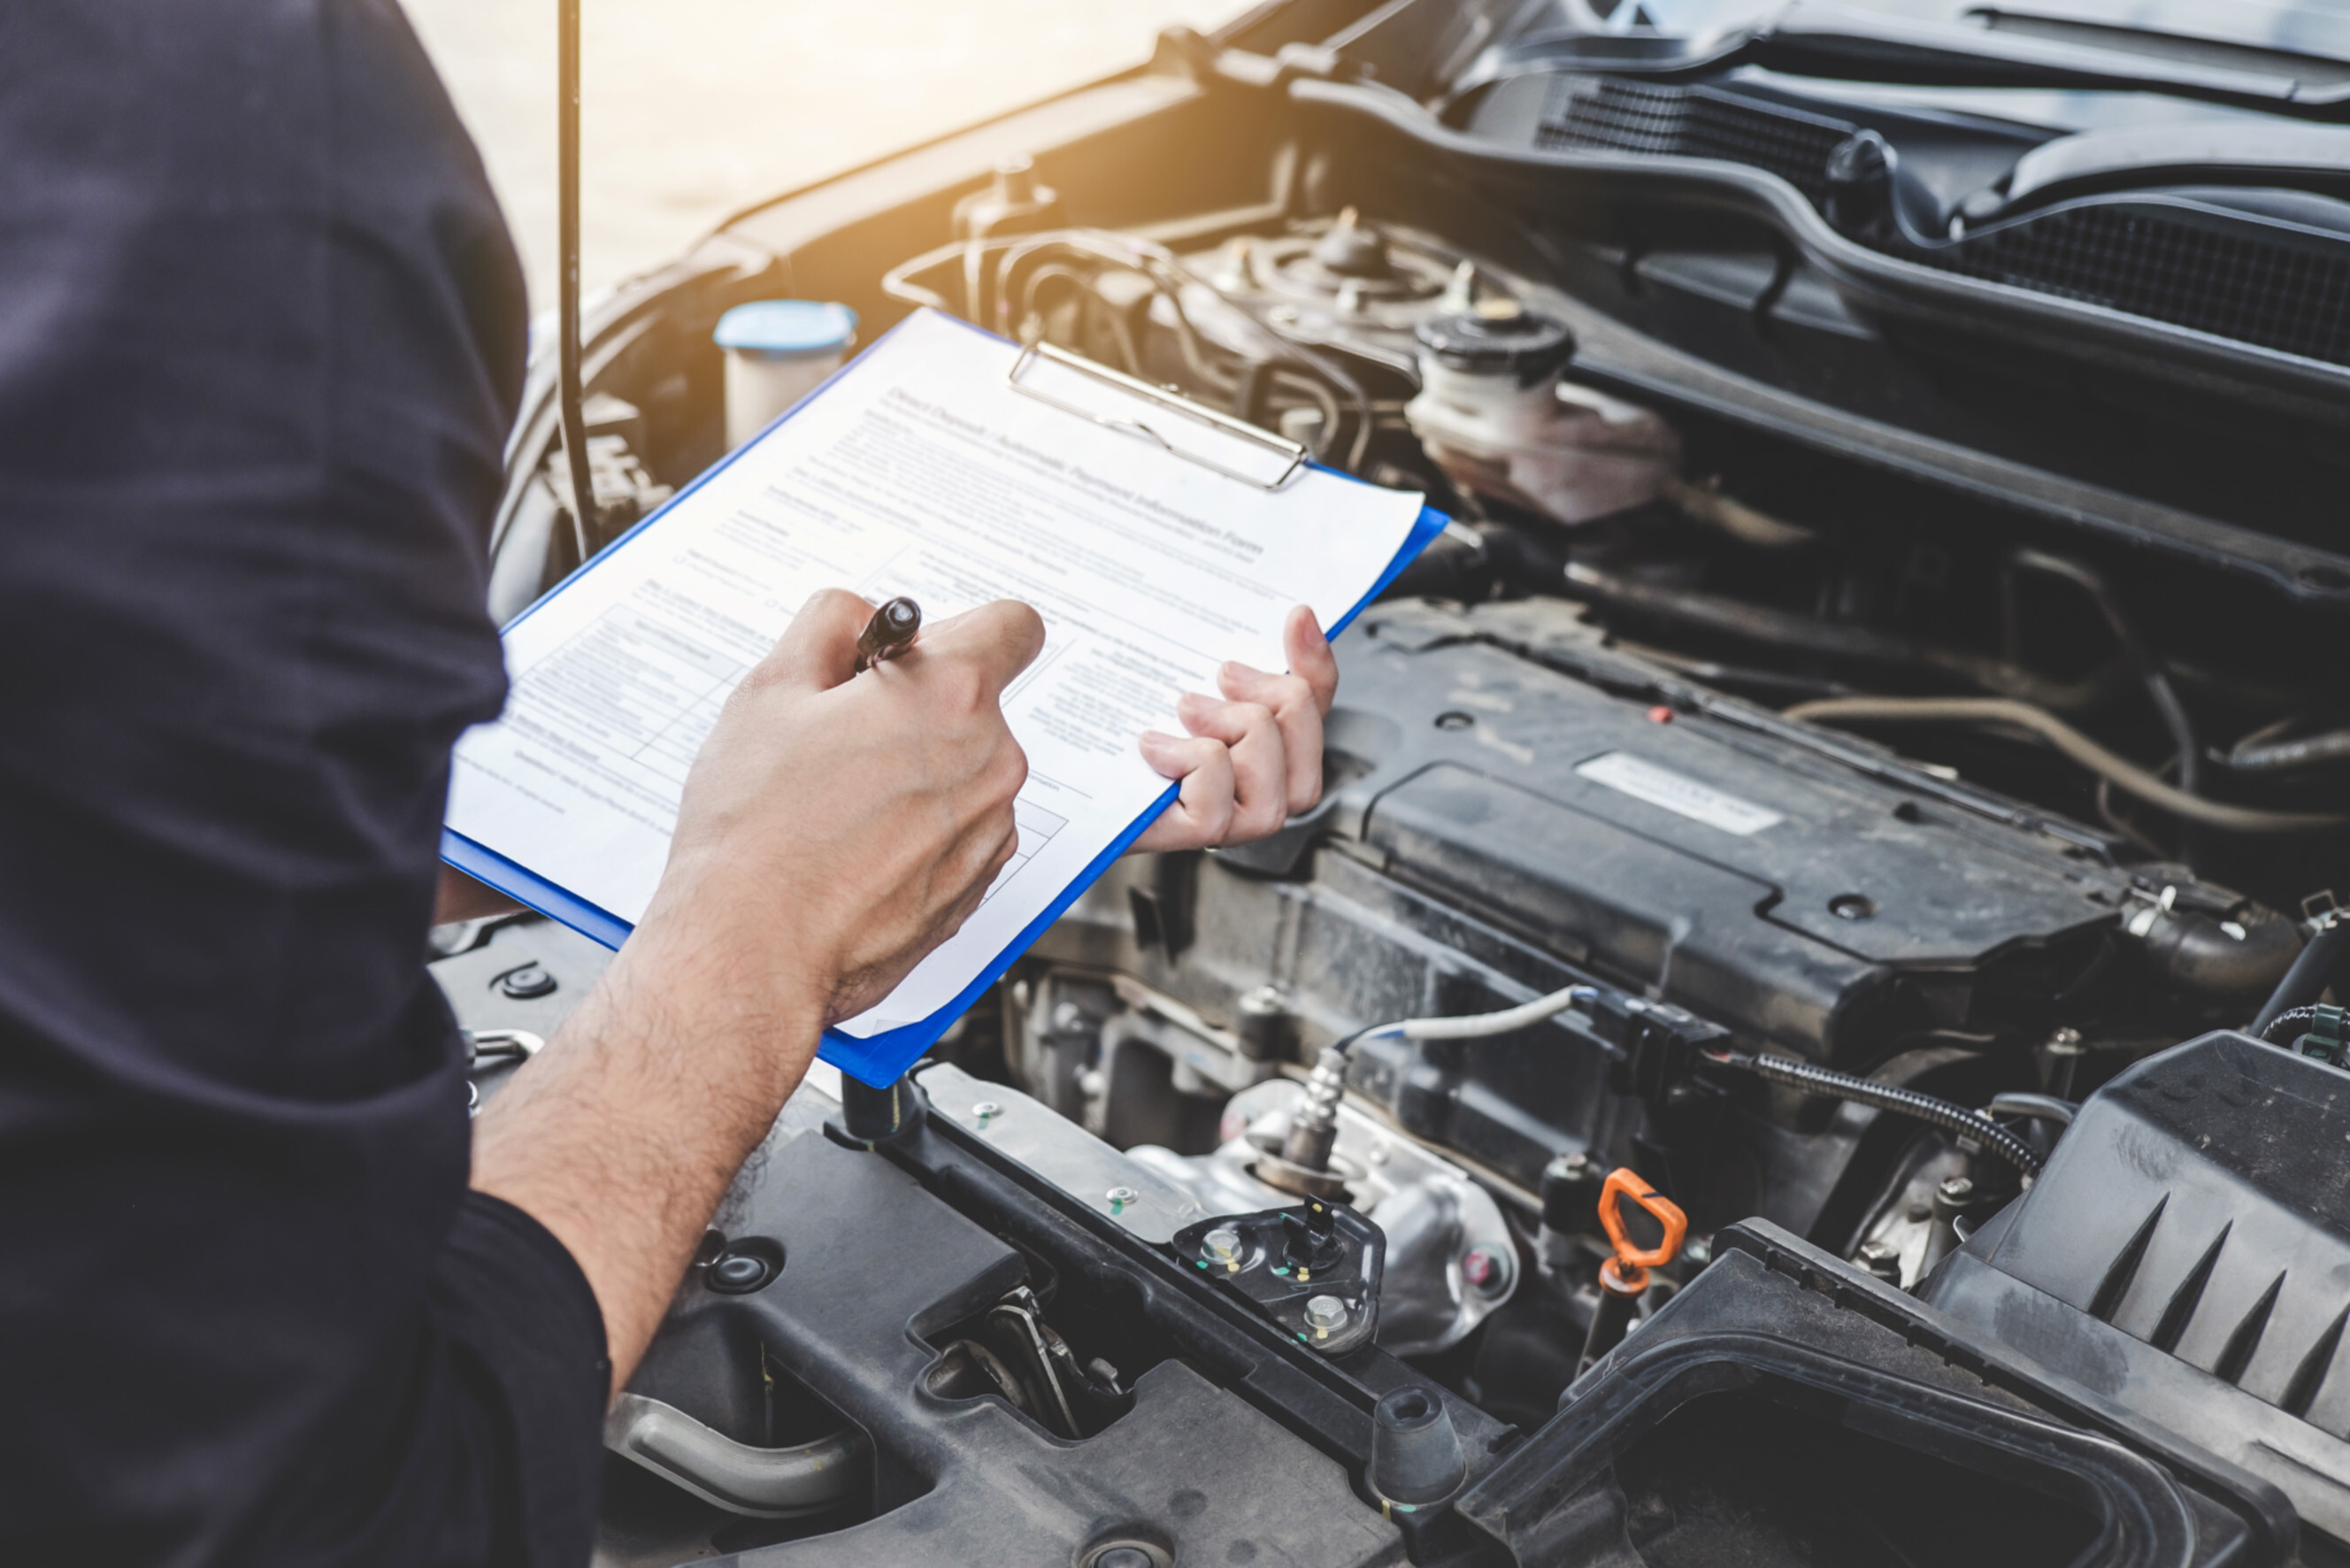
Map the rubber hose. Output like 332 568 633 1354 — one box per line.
2260 1005 2333 1046
1712 1050 2045 1176
1987 1092 2076 1126
1566 565 2123 713
2008 549 2200 796
2133 905 2303 998
2223 726 2350 775
2250 921 2350 1038
1784 696 2349 834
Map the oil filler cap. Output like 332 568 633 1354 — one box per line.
1414 303 1574 385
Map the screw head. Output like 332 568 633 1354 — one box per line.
971 1100 1002 1120
1937 1175 1976 1204
1202 1226 1243 1265
1105 1186 1140 1213
1304 1295 1348 1334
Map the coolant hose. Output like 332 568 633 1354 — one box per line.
1785 696 2348 834
1705 1049 2045 1177
2250 921 2350 1039
2131 903 2302 999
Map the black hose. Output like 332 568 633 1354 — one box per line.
1706 1049 2045 1176
2133 903 2302 999
2007 550 2199 796
2260 1005 2334 1046
1562 562 2125 712
2250 921 2349 1038
1986 1092 2076 1126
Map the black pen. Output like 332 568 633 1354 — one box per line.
854 596 922 673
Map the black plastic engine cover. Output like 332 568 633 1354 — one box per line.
1927 1031 2350 1544
618 1115 1408 1566
1303 599 2134 1067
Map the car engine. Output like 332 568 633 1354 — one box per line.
441 2 2350 1562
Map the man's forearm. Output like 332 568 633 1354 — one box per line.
469 921 825 1394
467 592 1041 1398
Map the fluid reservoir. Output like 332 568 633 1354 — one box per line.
1403 302 1678 525
714 300 857 450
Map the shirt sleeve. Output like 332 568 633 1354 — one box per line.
0 3 607 1562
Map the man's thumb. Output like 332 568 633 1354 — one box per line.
759 588 873 691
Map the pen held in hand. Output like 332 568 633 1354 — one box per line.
854 596 922 673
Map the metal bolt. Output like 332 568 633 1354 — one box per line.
1202 1226 1243 1266
1304 1295 1349 1335
1105 1186 1140 1215
971 1100 1002 1126
2045 1026 2086 1098
1856 1240 1902 1282
1461 1246 1510 1294
1937 1175 1976 1207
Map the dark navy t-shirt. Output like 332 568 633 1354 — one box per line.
0 2 608 1562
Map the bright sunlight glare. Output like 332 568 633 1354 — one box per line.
402 0 1252 311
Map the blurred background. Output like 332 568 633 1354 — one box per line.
402 0 1249 311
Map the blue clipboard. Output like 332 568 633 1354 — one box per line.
443 311 1447 1086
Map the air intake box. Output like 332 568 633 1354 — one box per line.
1926 1031 2350 1544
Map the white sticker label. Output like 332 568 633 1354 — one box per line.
1574 751 1784 836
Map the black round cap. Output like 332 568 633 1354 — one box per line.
1414 305 1574 384
704 1239 784 1295
1825 128 1893 188
1369 1386 1467 1505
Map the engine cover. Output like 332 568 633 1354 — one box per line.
1299 597 2137 1067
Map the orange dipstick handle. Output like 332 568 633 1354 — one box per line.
1596 1166 1687 1295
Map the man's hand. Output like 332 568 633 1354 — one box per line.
646 589 1042 1026
472 590 1041 1394
1132 605 1339 853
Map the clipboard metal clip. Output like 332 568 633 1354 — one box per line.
1007 340 1309 491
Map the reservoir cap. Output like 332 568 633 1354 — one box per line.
715 300 858 360
1415 301 1573 385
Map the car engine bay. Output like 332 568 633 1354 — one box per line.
439 2 2350 1563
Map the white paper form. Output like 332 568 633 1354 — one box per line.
446 309 1425 1037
